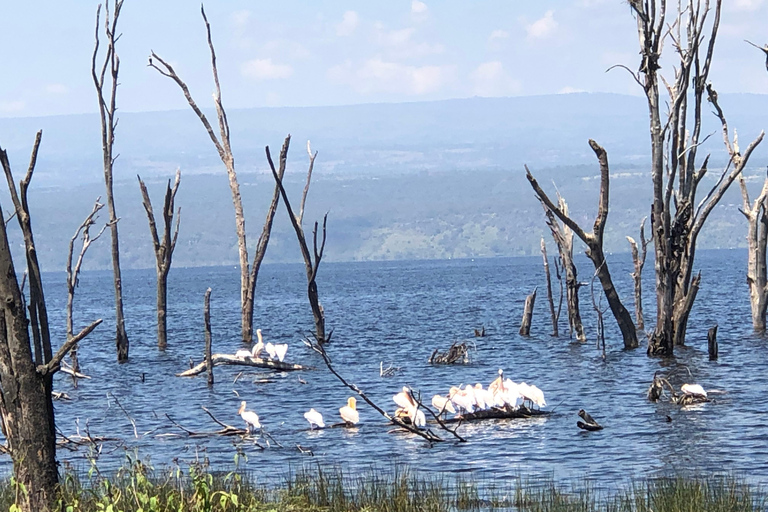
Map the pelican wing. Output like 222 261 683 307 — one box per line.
241 410 261 429
304 409 325 428
681 383 707 398
340 405 359 425
273 343 288 362
412 409 426 428
393 391 414 410
235 348 252 359
264 342 277 360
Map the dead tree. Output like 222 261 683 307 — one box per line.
738 171 768 332
527 139 638 349
67 199 109 374
138 170 181 349
149 7 284 344
92 0 129 362
0 133 102 512
626 217 649 331
541 237 560 336
541 197 586 342
626 0 764 355
267 139 327 343
519 287 537 336
204 287 213 386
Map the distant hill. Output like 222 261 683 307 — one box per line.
0 93 765 270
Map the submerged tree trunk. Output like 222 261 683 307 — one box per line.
541 238 559 337
628 0 764 355
626 217 648 331
0 133 102 512
519 287 537 336
138 171 181 350
739 173 768 332
92 0 129 361
527 140 638 349
541 199 586 342
150 8 284 343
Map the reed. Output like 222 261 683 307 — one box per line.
0 456 763 512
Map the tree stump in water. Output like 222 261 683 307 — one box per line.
204 288 214 386
519 287 537 336
708 324 718 360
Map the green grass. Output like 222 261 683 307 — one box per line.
0 455 764 511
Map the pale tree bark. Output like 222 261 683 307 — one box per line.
92 0 129 361
267 139 327 343
527 139 638 349
0 133 102 512
541 191 586 341
138 170 181 350
541 237 560 337
67 199 109 374
627 0 764 355
149 7 284 343
626 217 649 331
738 171 768 332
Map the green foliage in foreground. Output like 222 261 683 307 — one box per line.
0 455 764 512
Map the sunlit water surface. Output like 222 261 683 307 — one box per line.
6 249 767 486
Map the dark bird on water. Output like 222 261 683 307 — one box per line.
745 40 768 71
577 409 604 431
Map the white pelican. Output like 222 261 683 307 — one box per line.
518 382 546 409
235 329 265 359
393 386 416 410
431 394 456 415
339 397 359 425
500 379 523 409
681 383 707 399
489 369 504 393
234 347 252 359
448 386 475 415
474 383 495 410
304 408 325 429
392 387 427 427
411 408 426 428
237 401 261 434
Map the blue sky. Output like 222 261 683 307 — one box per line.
1 0 767 118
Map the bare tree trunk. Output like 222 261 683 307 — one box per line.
149 9 283 343
708 324 718 360
204 288 213 387
628 0 764 355
0 133 102 512
527 139 638 349
138 170 181 349
739 173 768 332
519 287 537 336
267 140 327 343
92 0 129 361
67 200 108 374
626 217 648 331
541 238 559 337
541 198 586 342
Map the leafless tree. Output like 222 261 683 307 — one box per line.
92 0 129 361
626 0 764 355
149 6 284 343
626 217 649 331
527 139 638 349
541 237 561 337
138 170 181 349
267 139 327 343
0 133 102 512
738 171 768 331
67 199 109 373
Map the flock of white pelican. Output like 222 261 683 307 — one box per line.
235 369 547 435
235 329 289 363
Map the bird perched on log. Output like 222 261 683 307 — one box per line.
304 408 325 429
576 409 603 431
339 397 359 426
238 401 262 434
235 329 265 359
745 40 768 71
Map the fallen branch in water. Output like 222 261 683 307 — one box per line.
177 353 311 376
429 341 470 364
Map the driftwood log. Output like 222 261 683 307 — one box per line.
429 341 470 364
576 409 603 431
440 406 550 424
178 354 309 376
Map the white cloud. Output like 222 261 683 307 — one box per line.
240 59 293 81
0 100 25 113
559 86 586 94
336 11 359 36
489 29 509 41
733 0 764 11
470 62 521 97
526 10 558 39
328 58 453 95
488 29 509 50
374 26 444 58
411 0 428 14
45 84 68 95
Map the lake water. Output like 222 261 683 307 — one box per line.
9 249 768 485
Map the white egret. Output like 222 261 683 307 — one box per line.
237 401 262 434
339 397 359 425
304 408 325 429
